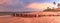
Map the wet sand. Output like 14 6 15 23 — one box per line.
0 15 60 23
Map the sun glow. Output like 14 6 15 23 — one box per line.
26 3 57 11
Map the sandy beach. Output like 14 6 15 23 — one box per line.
0 15 60 23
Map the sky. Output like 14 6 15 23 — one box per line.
0 0 60 12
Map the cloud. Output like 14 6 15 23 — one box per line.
0 0 11 12
0 0 25 12
0 0 58 12
26 3 56 11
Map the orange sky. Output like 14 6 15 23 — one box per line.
26 3 57 11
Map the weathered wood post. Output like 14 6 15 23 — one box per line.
36 14 38 17
12 13 15 16
15 13 16 17
19 14 20 17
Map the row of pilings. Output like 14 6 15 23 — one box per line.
12 13 60 17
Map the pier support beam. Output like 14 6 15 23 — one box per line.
15 13 16 17
36 14 38 17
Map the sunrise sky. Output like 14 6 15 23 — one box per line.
0 0 60 12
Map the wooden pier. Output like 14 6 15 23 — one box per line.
12 13 60 17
